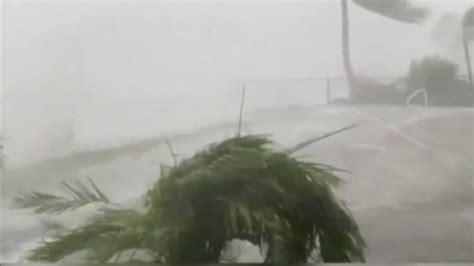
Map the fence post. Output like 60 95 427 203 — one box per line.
326 77 331 104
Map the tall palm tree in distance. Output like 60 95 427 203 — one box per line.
462 7 473 89
340 0 429 99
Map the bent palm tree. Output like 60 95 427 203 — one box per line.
340 0 429 99
462 7 474 89
14 129 365 263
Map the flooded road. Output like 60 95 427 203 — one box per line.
1 106 473 262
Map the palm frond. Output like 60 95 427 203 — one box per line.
86 217 149 263
87 178 110 202
463 7 474 42
353 0 429 23
13 179 110 214
27 207 150 262
20 132 365 263
463 7 474 28
27 223 120 262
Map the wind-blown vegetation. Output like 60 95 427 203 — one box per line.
13 129 365 263
14 178 111 215
407 55 473 106
407 56 458 91
462 7 473 89
340 0 429 102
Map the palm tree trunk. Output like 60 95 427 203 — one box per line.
341 0 356 95
463 41 473 90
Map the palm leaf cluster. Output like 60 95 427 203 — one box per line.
353 0 429 23
13 178 111 214
463 7 474 31
14 134 365 263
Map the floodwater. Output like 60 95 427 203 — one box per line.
1 105 473 262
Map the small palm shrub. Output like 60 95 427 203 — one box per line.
407 56 458 91
406 55 474 106
13 131 365 263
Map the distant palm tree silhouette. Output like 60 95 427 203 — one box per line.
340 0 429 100
462 7 474 89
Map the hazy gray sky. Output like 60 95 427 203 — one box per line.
2 1 473 166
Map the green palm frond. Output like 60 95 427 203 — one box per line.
27 207 149 262
17 130 365 263
13 178 110 214
86 209 150 262
353 0 429 23
27 222 119 262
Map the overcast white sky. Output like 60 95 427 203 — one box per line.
1 0 473 166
